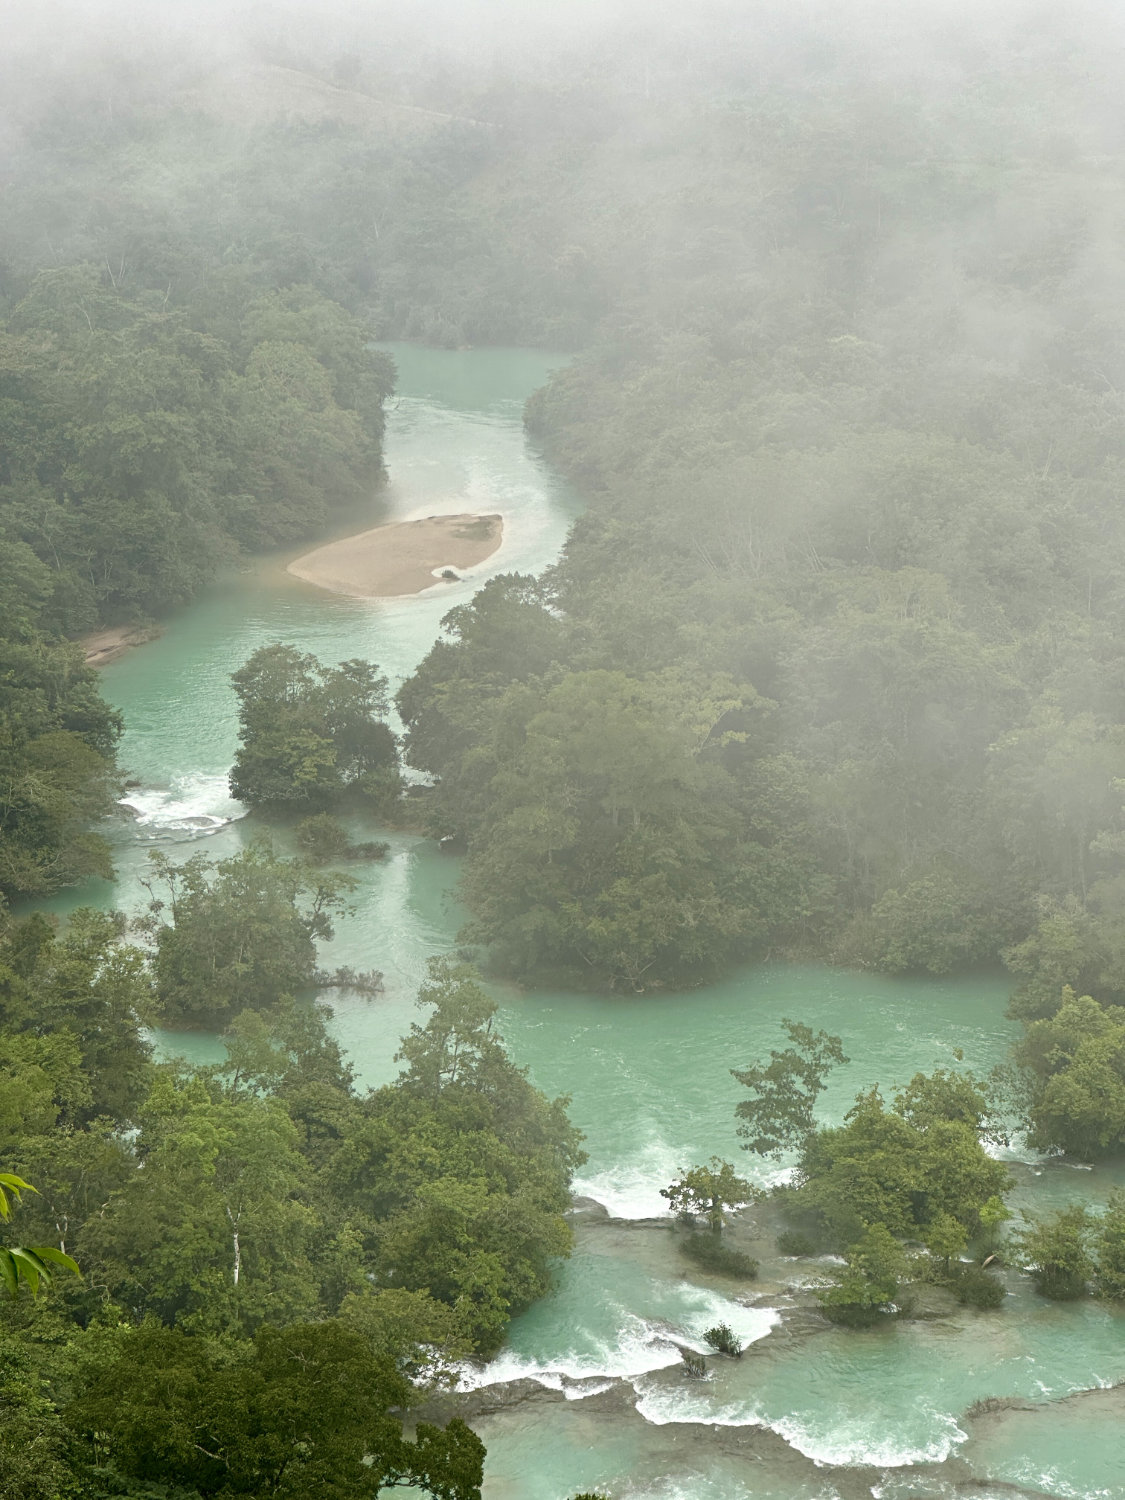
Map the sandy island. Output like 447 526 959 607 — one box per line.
286 512 503 598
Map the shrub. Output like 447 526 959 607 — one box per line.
703 1323 742 1357
679 1234 758 1278
953 1266 1006 1308
1095 1195 1125 1300
1015 1205 1093 1300
296 813 352 861
777 1230 817 1257
816 1224 906 1328
679 1348 707 1378
350 840 390 860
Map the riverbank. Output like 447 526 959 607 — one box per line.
81 623 163 667
287 511 503 597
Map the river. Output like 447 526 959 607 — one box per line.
47 345 1125 1500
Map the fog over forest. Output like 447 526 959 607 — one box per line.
3 4 1125 1498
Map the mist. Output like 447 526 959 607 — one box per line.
3 4 1125 1498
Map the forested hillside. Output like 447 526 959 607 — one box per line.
5 10 1125 983
0 101 396 900
394 23 1125 992
0 916 579 1495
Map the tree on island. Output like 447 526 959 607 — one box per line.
1014 1205 1094 1301
661 1158 756 1236
733 1028 1014 1313
816 1223 908 1327
138 844 354 1027
791 1079 1010 1248
230 644 401 813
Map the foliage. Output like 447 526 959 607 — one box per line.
230 647 401 814
678 1234 759 1279
732 1022 848 1159
0 267 392 635
816 1224 908 1328
1012 989 1125 1157
76 1073 320 1331
67 1321 484 1499
977 1196 1012 1261
0 1171 80 1297
1093 1194 1125 1300
0 927 587 1487
793 1077 1010 1249
0 908 155 1126
360 18 1125 999
338 1287 474 1390
446 666 772 989
776 1230 818 1257
295 813 390 864
295 813 353 861
1013 1205 1094 1300
703 1323 741 1357
952 1266 1007 1308
0 539 122 901
0 1339 80 1500
679 1348 707 1379
660 1158 756 1235
138 845 354 1027
319 958 588 1353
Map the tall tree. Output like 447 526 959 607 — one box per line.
732 1021 849 1159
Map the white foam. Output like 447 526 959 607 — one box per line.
572 1136 684 1218
637 1386 966 1469
572 1167 674 1220
574 1149 795 1221
766 1408 967 1468
459 1291 778 1398
120 773 245 836
457 1308 685 1392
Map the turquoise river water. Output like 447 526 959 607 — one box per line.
43 345 1125 1500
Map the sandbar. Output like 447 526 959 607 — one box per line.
287 513 503 598
81 623 162 667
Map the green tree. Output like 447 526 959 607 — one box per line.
1014 1205 1093 1301
816 1224 907 1327
1013 989 1125 1157
339 1287 473 1390
448 666 768 988
0 1173 79 1297
394 958 510 1099
732 1021 849 1159
786 1072 1009 1250
76 1074 319 1331
328 959 585 1353
295 812 352 862
229 645 399 813
68 1320 484 1499
139 844 353 1027
660 1159 757 1235
0 908 154 1124
0 537 123 901
924 1212 967 1271
0 1339 78 1500
1093 1193 1125 1300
